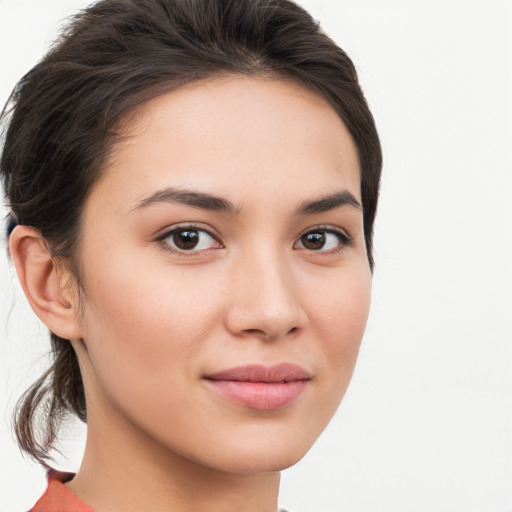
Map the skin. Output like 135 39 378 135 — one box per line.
10 75 371 512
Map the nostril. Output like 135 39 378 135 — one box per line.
245 329 263 335
241 327 299 340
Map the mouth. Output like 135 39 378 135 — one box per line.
203 363 311 411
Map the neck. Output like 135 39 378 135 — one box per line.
67 409 280 512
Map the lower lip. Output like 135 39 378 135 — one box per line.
204 379 308 410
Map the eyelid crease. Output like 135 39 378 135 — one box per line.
298 225 353 244
153 222 222 241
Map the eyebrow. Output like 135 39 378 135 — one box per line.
133 188 240 214
296 190 362 215
133 187 361 215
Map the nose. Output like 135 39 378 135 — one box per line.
224 249 307 341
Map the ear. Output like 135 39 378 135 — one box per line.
9 225 83 341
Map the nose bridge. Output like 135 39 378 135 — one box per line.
225 244 305 340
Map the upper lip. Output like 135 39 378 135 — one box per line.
204 363 311 383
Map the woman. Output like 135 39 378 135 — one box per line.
1 0 381 510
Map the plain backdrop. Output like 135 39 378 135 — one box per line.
1 1 511 511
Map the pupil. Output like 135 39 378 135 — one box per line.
174 229 199 250
302 232 325 250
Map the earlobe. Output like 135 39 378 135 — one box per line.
9 225 83 340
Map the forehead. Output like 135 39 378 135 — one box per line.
90 75 361 212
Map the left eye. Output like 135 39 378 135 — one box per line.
161 228 219 252
295 230 348 252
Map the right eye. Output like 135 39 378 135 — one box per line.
159 226 222 254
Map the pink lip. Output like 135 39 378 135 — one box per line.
203 363 311 411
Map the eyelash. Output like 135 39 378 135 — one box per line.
155 224 353 256
156 224 223 255
295 225 353 254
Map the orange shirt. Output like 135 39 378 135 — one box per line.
29 470 93 512
29 470 291 512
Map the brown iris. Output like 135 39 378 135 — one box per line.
300 232 326 250
172 229 200 250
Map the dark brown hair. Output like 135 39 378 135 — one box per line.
1 0 382 466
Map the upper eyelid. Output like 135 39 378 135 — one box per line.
154 223 352 246
299 224 351 239
155 223 221 241
156 225 223 256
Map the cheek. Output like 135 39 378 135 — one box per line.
308 263 370 332
304 265 371 390
79 254 224 380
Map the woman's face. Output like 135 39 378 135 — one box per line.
73 75 371 473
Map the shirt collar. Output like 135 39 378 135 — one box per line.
29 469 94 512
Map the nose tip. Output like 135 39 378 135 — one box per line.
226 302 305 342
224 258 306 341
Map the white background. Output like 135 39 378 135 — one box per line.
1 1 511 511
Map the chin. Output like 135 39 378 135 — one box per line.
187 426 318 475
208 448 309 475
